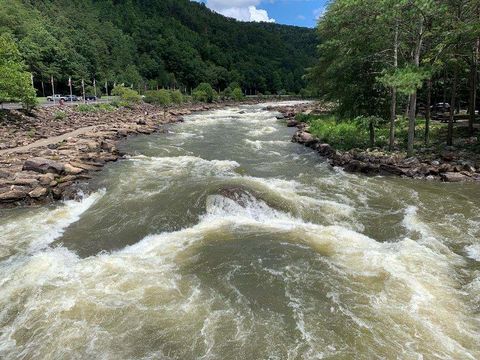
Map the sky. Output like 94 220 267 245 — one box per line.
193 0 327 28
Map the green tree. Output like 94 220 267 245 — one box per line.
193 83 217 103
170 90 183 104
232 87 244 101
0 33 37 110
112 85 141 104
144 89 171 120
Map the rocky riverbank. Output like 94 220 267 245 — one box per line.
270 103 480 183
0 101 256 208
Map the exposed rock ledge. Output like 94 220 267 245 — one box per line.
0 101 258 208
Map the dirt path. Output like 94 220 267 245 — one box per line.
0 125 99 156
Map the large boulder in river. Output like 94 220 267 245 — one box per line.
23 157 64 174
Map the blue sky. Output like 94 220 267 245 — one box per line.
193 0 327 28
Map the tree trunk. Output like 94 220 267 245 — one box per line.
469 38 479 134
389 20 399 151
369 120 375 148
447 70 457 146
405 95 410 118
425 79 432 145
407 18 424 158
407 92 417 157
389 88 397 151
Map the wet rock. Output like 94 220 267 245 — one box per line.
0 189 27 202
379 164 406 176
69 161 103 171
58 175 78 184
23 157 64 174
441 151 455 161
286 119 298 127
440 172 471 182
11 177 39 187
462 163 476 173
51 187 63 200
28 187 48 199
344 160 379 174
315 143 334 157
64 163 84 175
292 131 317 146
38 173 56 186
0 170 12 179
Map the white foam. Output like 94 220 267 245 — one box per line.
0 190 104 259
465 244 480 262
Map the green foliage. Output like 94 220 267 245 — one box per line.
77 104 98 113
0 33 37 110
77 103 116 112
170 90 183 104
193 83 217 103
144 90 172 107
309 117 371 150
112 86 141 104
232 88 244 101
53 111 66 120
0 0 316 95
378 66 431 95
96 103 116 112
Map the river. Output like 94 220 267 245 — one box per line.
0 102 479 359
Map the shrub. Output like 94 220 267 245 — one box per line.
232 87 244 101
53 111 66 120
96 103 115 112
144 90 171 106
193 83 217 103
170 90 183 104
192 90 208 102
111 85 141 103
77 104 98 113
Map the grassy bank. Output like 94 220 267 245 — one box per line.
297 113 478 154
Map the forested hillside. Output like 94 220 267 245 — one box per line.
0 0 317 95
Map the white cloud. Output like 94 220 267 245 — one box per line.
313 7 326 20
200 0 275 23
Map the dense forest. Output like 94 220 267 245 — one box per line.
0 0 317 96
309 0 479 155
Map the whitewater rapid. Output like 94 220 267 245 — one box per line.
0 102 479 359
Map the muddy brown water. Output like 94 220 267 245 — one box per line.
1 102 479 359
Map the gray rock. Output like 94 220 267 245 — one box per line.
440 172 471 182
29 187 48 199
287 119 298 127
23 157 64 174
0 189 27 202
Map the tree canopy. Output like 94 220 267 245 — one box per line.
309 0 480 155
0 33 36 109
1 0 317 96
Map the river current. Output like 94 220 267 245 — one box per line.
0 102 479 359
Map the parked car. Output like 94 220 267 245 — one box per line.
47 94 67 101
64 95 79 102
85 95 98 101
431 102 451 113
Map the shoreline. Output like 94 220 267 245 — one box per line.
0 99 270 209
269 103 480 183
